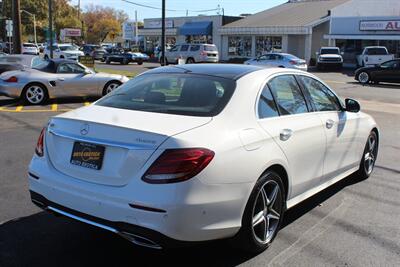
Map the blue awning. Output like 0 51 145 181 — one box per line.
180 21 212 36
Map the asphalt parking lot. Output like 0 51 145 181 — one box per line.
0 63 399 267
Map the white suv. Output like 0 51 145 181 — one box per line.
22 43 39 55
316 47 343 70
44 44 84 60
163 43 219 64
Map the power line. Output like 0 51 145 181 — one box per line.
121 0 220 13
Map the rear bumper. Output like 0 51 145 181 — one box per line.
30 190 192 249
0 82 23 98
28 155 252 245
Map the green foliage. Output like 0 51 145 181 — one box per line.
1 0 129 44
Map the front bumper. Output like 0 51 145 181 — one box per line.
0 82 24 98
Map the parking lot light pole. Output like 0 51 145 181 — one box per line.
20 10 37 45
161 0 165 66
48 0 53 58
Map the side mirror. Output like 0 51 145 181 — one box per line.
345 98 360 113
83 69 92 75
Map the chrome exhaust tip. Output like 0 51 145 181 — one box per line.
120 232 162 250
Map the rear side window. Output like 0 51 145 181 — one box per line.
204 45 217 51
258 86 279 119
190 45 200 51
268 75 308 115
96 74 236 117
298 76 341 112
180 45 189 52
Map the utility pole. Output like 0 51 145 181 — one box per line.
12 0 22 54
135 10 138 46
160 0 165 66
78 0 81 20
48 0 53 58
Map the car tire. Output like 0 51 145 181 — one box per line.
106 58 111 64
358 71 370 84
137 59 143 65
233 171 285 253
21 83 49 105
122 58 129 65
186 57 195 64
60 55 64 59
101 58 106 63
102 81 122 96
356 131 378 180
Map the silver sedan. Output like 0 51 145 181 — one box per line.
244 53 308 71
0 59 129 105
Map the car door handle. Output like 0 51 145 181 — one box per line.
280 129 293 141
326 119 335 129
58 78 65 81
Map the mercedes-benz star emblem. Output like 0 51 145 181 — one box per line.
80 123 89 135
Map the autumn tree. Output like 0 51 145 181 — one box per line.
83 4 128 43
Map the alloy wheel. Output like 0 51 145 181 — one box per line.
364 134 377 175
105 83 119 94
26 85 45 104
251 180 282 244
358 72 370 84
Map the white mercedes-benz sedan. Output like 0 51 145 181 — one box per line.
28 64 379 252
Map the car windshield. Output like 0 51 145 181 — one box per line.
366 48 388 55
320 49 340 55
33 60 52 71
96 73 236 117
59 45 77 51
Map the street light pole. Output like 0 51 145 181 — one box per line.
161 0 165 66
48 0 53 58
20 10 37 45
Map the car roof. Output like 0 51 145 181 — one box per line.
321 47 339 49
142 64 263 80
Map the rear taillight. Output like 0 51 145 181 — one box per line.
4 76 18 83
142 148 215 184
289 60 297 65
35 128 46 157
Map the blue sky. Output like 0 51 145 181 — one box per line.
69 0 287 21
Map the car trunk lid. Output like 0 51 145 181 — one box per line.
45 105 212 186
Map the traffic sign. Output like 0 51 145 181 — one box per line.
6 20 13 37
79 56 95 68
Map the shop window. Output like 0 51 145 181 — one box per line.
228 36 252 57
256 36 282 56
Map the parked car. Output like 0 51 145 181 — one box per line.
104 48 144 65
81 44 101 56
92 48 107 61
355 59 400 84
22 43 39 55
44 44 84 60
131 52 149 62
27 64 378 252
356 46 394 67
163 43 219 64
316 47 343 70
0 59 129 105
244 53 307 71
0 55 44 74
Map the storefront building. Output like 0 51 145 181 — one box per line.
325 0 400 65
219 0 400 64
138 15 241 56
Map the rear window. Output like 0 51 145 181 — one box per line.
23 43 37 47
204 45 217 51
366 48 388 55
96 74 236 117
